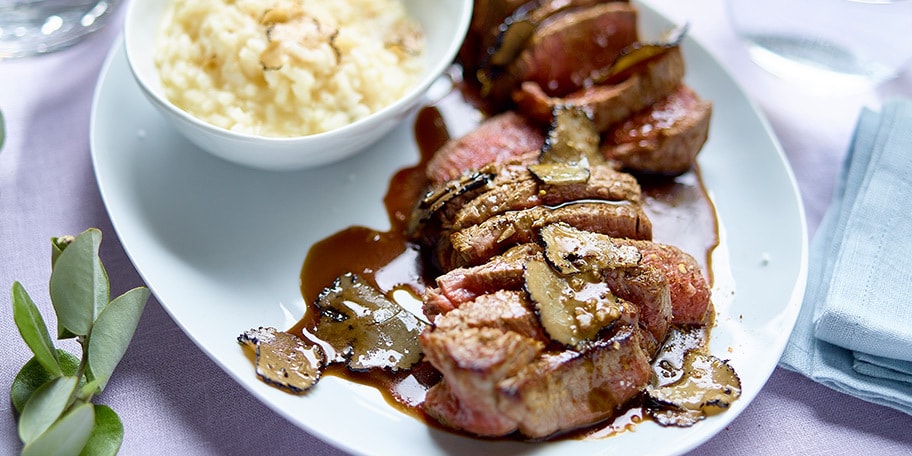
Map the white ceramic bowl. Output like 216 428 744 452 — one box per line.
124 0 472 171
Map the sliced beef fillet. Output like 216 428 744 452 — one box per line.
496 324 651 438
431 289 548 340
425 235 673 358
600 265 671 357
423 243 542 318
420 288 651 438
513 45 686 131
614 238 712 325
412 162 644 272
444 201 652 270
464 0 630 79
425 111 545 186
481 2 639 103
414 123 652 274
601 84 712 175
538 222 707 330
536 222 672 357
420 298 545 436
451 164 643 230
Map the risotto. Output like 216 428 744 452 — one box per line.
154 0 425 137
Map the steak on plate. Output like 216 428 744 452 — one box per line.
614 237 712 325
420 291 546 436
420 286 651 438
423 243 542 318
450 164 643 231
480 2 639 102
444 201 652 270
513 45 686 131
495 324 651 438
425 111 545 186
410 2 716 438
601 84 712 175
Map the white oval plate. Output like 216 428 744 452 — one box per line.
90 2 808 455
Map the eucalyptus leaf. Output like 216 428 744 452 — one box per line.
0 108 5 151
87 287 150 391
51 235 75 269
78 379 102 400
50 234 80 340
11 350 81 414
18 376 78 444
78 404 123 456
21 402 95 456
58 326 79 340
12 281 61 377
49 228 110 338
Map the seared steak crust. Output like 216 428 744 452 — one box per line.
452 164 643 230
513 46 686 131
600 265 671 357
432 289 546 340
421 321 545 436
445 202 652 270
614 238 712 325
412 163 646 274
425 112 545 186
601 84 712 175
424 244 543 318
497 324 651 438
483 2 639 102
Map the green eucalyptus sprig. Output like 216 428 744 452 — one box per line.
1 107 6 151
10 228 150 456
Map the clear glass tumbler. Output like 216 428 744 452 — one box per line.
0 0 121 59
727 0 912 88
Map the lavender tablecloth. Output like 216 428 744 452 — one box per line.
2 1 911 454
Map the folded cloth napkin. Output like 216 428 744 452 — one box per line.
780 98 912 416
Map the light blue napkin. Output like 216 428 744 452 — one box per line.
780 98 912 416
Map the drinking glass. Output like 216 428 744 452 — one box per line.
0 0 121 59
727 0 912 88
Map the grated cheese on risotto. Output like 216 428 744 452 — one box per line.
154 0 425 137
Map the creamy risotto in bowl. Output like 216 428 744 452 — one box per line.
155 0 424 137
123 0 472 170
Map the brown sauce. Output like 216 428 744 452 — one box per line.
294 86 720 438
